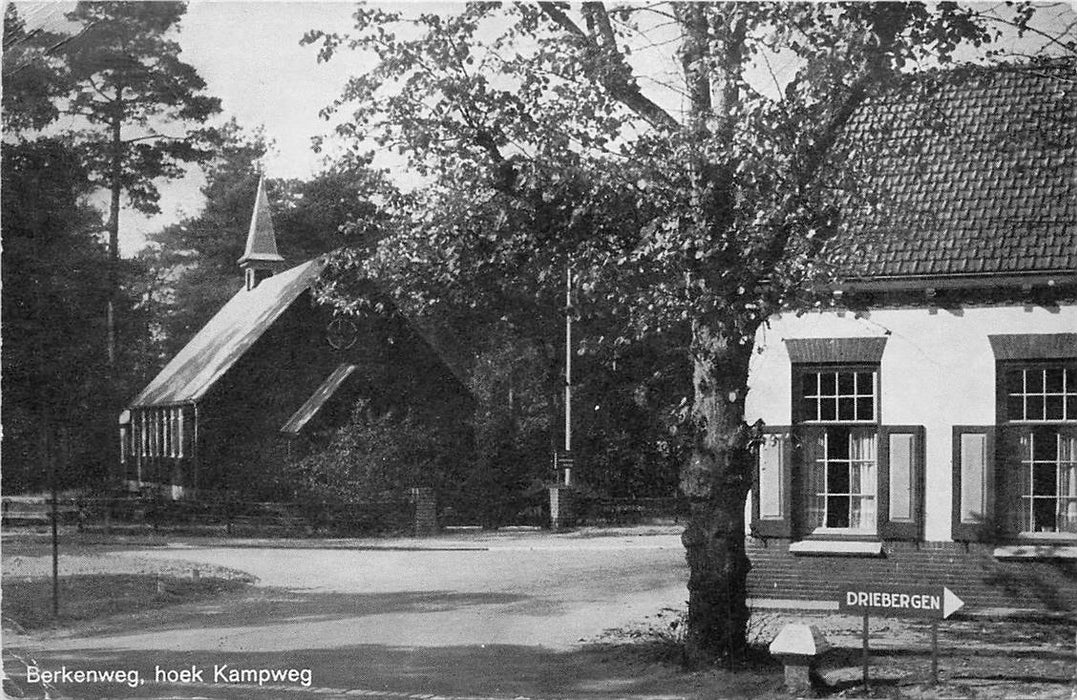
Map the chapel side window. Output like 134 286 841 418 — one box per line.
798 367 878 535
1003 364 1077 536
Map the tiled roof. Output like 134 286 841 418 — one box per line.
830 59 1075 280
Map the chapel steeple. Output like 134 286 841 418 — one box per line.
238 176 286 290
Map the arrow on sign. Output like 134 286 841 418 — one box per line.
942 587 964 619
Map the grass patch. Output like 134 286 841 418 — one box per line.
2 573 252 631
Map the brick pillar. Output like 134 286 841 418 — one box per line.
548 485 574 530
412 487 437 536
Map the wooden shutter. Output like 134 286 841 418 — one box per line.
952 426 996 542
878 425 925 540
752 426 792 538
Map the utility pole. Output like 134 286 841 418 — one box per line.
563 263 573 486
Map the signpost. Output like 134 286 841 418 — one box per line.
840 584 964 687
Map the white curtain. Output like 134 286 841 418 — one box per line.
849 429 877 531
805 431 826 530
1060 433 1077 533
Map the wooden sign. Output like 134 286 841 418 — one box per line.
840 584 964 620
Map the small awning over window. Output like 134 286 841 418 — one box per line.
784 337 889 364
988 333 1077 360
280 364 358 435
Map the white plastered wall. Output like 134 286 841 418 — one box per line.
744 301 1077 542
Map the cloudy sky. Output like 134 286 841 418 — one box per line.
14 2 1076 256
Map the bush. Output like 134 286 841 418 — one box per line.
288 399 452 528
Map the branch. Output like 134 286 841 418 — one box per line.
761 6 911 270
538 2 681 131
122 134 185 144
973 9 1077 55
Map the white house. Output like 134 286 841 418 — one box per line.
744 59 1075 615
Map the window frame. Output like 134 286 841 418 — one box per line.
791 363 881 540
995 359 1077 542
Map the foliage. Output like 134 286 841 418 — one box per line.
305 1 1033 662
289 399 455 513
0 136 113 491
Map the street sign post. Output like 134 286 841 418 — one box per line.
839 585 964 688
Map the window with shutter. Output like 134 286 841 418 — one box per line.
792 365 880 538
785 356 925 542
995 362 1077 541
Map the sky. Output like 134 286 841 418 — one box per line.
16 1 386 255
11 1 1077 257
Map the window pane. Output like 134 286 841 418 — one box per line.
827 496 850 528
856 372 874 395
1033 427 1057 462
828 462 850 493
1045 368 1065 393
1026 395 1045 421
819 372 837 396
819 397 837 421
838 397 855 420
1005 369 1024 395
1033 498 1055 532
827 427 850 460
805 433 826 529
1046 395 1064 420
856 397 874 421
1027 369 1045 393
801 373 818 399
1008 394 1025 421
851 496 875 530
1067 395 1076 421
801 397 818 422
1066 368 1076 392
838 372 855 395
1033 464 1057 496
1060 500 1077 533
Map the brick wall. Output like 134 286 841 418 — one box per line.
747 539 1077 615
413 487 437 536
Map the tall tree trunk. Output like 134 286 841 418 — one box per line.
106 105 122 371
681 321 755 667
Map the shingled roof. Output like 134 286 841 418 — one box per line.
831 58 1075 282
129 259 324 408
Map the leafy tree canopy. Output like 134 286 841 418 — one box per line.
305 1 1044 662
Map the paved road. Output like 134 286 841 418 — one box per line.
4 530 694 699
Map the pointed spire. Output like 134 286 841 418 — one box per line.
238 176 285 290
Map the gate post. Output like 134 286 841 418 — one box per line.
412 487 437 536
548 485 574 530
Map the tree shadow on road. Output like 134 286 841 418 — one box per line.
48 586 540 638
